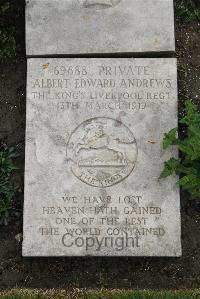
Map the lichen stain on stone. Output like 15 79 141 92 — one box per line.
27 14 32 22
116 111 126 125
154 37 160 44
82 15 91 21
26 0 36 9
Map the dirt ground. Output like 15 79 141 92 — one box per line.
0 0 200 291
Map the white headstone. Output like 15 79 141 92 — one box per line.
23 58 181 256
26 0 175 56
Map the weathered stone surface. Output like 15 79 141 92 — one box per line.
23 58 181 256
26 0 175 56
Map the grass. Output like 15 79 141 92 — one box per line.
84 289 200 299
0 289 199 299
0 2 10 14
0 144 18 225
175 0 200 21
0 28 16 58
0 2 16 58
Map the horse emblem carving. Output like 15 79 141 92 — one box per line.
66 118 137 187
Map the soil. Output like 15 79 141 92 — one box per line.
0 0 200 291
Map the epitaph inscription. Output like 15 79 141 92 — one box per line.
23 58 181 256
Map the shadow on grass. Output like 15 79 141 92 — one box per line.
0 289 200 299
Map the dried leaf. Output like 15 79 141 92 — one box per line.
148 139 157 144
15 233 23 243
42 63 49 69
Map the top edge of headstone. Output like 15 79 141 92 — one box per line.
26 0 175 56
